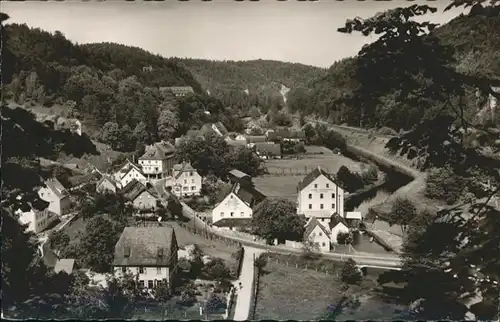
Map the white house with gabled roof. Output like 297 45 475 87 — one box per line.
165 162 202 197
113 160 147 188
296 166 345 223
211 181 266 231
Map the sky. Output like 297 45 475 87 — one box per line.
2 0 465 68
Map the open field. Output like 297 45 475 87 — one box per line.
266 146 368 174
255 260 403 320
252 176 301 201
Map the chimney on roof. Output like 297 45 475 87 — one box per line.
124 246 131 258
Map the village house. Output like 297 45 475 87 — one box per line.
122 180 160 210
228 169 253 185
200 122 229 138
16 206 56 234
254 142 282 160
96 176 119 194
159 86 194 97
266 128 305 143
113 160 148 188
166 162 203 197
113 226 179 290
296 166 345 224
245 135 267 148
345 211 363 228
225 137 248 148
303 217 332 252
328 213 350 244
212 181 266 231
138 141 176 180
38 178 71 216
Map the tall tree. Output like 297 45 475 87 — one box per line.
251 199 306 244
339 1 500 319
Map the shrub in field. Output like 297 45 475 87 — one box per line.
340 258 362 285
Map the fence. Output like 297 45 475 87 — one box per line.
177 222 242 249
262 253 343 277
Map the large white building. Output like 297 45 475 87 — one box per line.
296 166 345 224
165 162 202 197
211 181 266 230
138 141 176 180
16 207 57 234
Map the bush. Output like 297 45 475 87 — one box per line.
204 258 231 281
176 283 197 307
205 293 227 313
361 165 378 184
425 167 468 205
377 126 398 136
340 258 362 285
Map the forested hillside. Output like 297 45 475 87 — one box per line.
288 8 500 131
176 58 327 114
2 23 242 152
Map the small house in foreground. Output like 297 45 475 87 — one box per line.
38 178 71 216
113 226 179 290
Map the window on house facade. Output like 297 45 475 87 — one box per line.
184 179 187 184
308 193 312 199
332 204 335 209
139 267 144 274
309 204 312 209
221 212 224 217
320 204 324 209
312 232 316 237
331 193 335 198
122 267 127 273
190 172 193 176
157 267 162 274
148 280 154 289
191 186 196 190
326 183 329 188
322 242 326 246
230 212 234 217
314 184 318 188
191 179 195 183
240 212 244 216
319 232 323 236
183 186 188 191
320 193 324 199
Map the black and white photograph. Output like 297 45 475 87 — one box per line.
1 0 499 320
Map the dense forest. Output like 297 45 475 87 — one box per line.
287 7 500 131
176 58 327 114
2 24 244 152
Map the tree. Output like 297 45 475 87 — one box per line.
153 279 171 301
157 108 178 141
251 199 306 244
388 197 417 234
227 146 264 177
323 129 347 152
336 232 353 245
340 1 500 319
100 122 121 149
336 166 365 192
425 167 468 204
79 217 121 273
177 283 197 307
254 254 268 271
205 293 226 313
361 165 378 184
133 121 150 146
204 258 231 282
49 230 70 250
166 195 183 219
249 106 260 119
340 258 362 285
51 165 71 188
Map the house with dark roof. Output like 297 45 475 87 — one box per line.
245 135 267 146
266 128 306 143
228 169 252 185
328 213 350 244
96 176 119 194
113 226 179 290
138 141 176 180
113 159 148 188
254 142 282 159
212 181 266 231
296 166 345 223
165 162 202 197
38 178 71 216
225 137 248 148
122 180 160 210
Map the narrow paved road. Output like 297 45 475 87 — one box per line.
233 246 264 321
